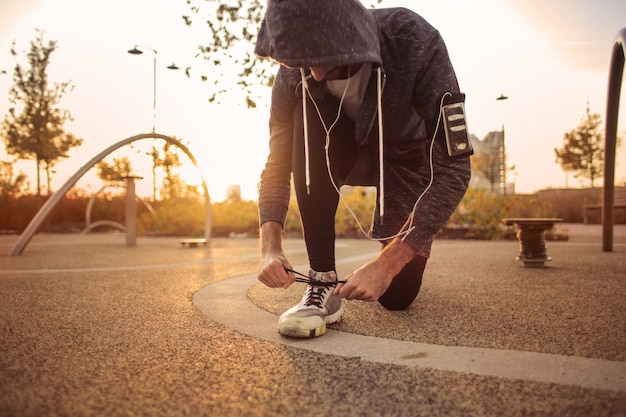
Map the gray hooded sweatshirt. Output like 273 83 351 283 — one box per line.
255 0 471 258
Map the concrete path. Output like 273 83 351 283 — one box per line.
1 224 625 416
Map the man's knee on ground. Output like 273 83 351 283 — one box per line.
376 254 426 311
378 294 416 311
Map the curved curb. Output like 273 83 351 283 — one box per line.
193 270 626 393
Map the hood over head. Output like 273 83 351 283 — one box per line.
255 0 381 68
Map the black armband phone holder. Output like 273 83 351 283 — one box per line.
441 93 473 157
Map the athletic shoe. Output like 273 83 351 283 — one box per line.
278 269 343 338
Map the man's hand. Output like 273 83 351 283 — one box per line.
258 254 295 289
334 261 394 301
257 221 295 289
334 238 417 301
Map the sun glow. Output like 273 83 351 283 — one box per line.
0 0 625 202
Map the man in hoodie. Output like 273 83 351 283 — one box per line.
255 0 471 338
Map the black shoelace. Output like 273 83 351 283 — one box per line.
284 268 347 288
304 284 329 308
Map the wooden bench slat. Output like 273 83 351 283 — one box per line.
583 187 626 223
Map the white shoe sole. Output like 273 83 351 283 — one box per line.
278 307 344 338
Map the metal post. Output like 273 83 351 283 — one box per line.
501 124 506 196
496 94 509 195
128 46 159 134
125 176 138 247
152 51 157 133
602 27 626 252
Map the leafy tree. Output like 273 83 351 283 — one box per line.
1 29 83 196
0 160 27 196
182 0 382 106
145 139 185 201
96 157 134 183
182 0 275 107
555 104 604 187
145 139 187 201
157 141 183 200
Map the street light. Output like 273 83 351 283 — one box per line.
496 94 509 195
127 45 180 200
127 45 180 133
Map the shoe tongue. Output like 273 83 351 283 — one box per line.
310 270 337 283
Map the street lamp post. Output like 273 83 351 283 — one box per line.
496 94 509 195
127 45 180 133
127 45 179 200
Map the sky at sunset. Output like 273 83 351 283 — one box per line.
0 0 625 201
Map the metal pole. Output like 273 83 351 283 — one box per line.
602 27 626 252
151 50 158 201
125 176 138 247
501 124 506 196
496 94 509 195
152 51 157 133
128 45 159 134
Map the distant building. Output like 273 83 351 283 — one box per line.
225 184 242 203
469 131 514 194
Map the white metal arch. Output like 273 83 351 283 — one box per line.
82 183 155 234
8 133 212 256
82 220 127 234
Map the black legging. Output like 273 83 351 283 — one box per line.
292 95 426 311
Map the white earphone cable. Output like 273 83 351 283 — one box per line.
301 67 451 243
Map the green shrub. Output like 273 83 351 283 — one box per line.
447 188 555 239
0 192 128 233
210 200 259 237
138 198 206 236
279 187 376 238
5 185 623 238
0 194 42 232
335 187 376 238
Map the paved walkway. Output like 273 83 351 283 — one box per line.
1 224 625 416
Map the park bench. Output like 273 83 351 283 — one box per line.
582 186 626 224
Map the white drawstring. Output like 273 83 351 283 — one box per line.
376 67 384 221
300 68 311 194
